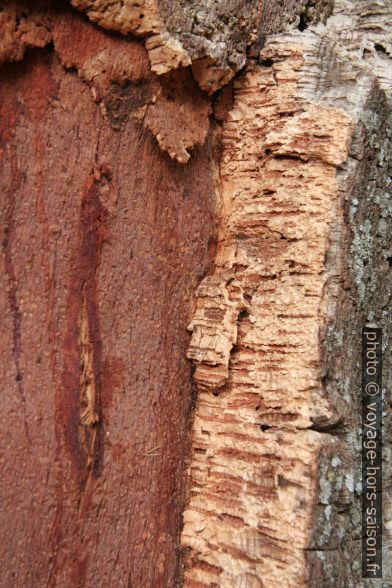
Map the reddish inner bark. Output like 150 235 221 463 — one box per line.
0 34 216 587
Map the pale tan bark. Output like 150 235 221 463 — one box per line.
182 2 392 586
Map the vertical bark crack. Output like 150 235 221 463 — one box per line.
2 146 30 441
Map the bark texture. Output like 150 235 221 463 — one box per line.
70 0 263 93
0 5 217 586
0 1 391 587
182 1 392 586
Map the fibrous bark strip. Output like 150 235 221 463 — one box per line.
182 1 392 585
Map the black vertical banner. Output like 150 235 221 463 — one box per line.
362 327 383 578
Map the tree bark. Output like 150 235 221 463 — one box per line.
0 1 391 587
0 4 218 586
182 2 392 586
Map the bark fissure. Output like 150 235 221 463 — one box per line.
2 146 29 440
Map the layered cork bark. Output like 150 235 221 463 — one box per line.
182 2 392 586
70 0 264 93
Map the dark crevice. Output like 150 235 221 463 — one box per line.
238 308 249 320
259 58 274 68
374 43 388 56
298 13 308 32
274 153 307 162
309 420 344 436
2 147 30 443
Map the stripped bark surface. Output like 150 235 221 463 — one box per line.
0 5 217 586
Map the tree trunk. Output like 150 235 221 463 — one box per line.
0 1 391 587
0 4 217 586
